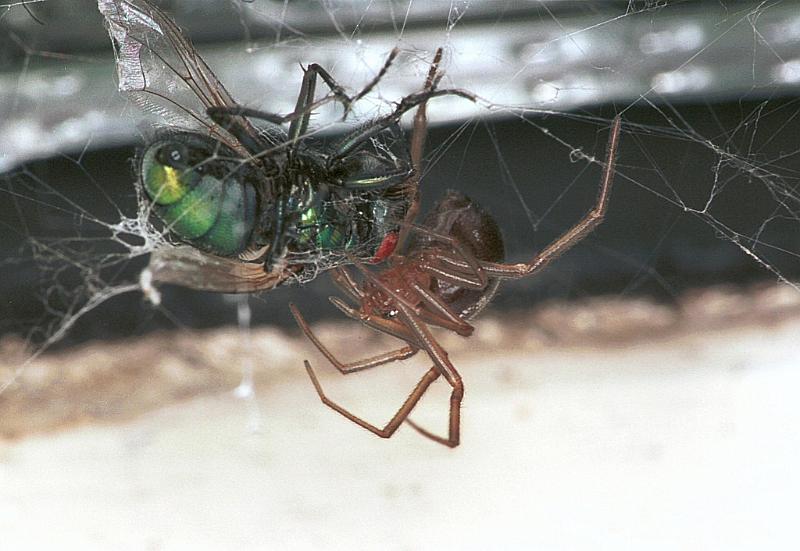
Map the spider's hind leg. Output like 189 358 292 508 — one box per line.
290 301 420 374
305 360 441 440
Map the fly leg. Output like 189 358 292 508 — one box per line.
331 86 476 161
206 49 401 143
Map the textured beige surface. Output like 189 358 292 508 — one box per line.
1 284 799 549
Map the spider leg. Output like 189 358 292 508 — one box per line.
397 48 444 250
394 300 464 448
329 266 459 337
327 296 420 345
344 260 465 446
481 115 622 280
409 223 489 288
409 49 443 172
290 303 419 374
338 256 467 338
305 360 441 439
329 267 364 301
420 262 485 290
408 281 474 337
422 251 503 321
302 257 465 446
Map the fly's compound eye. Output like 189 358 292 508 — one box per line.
155 143 189 168
140 133 257 257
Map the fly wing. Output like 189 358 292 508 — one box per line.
98 1 289 293
97 0 258 154
146 246 294 293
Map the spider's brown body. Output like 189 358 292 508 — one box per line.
361 191 505 335
291 48 622 447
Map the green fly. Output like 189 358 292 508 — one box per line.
99 0 470 293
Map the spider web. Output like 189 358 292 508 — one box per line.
1 0 799 393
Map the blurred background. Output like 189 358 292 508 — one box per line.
1 1 799 549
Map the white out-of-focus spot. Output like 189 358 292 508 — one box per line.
651 66 712 94
53 74 83 97
557 33 593 62
531 75 601 106
58 118 84 142
8 120 42 149
531 81 561 104
773 59 800 83
518 41 555 65
766 16 800 43
18 73 84 99
640 24 705 55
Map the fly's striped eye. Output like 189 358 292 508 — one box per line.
141 133 257 257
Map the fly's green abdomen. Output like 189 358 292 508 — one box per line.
141 134 257 257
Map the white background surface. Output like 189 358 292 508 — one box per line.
2 310 797 550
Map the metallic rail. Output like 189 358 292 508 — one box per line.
1 1 799 171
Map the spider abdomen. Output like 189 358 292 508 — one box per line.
418 191 505 320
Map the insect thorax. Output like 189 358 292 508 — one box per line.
284 174 411 274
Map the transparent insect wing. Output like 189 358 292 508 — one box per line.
97 0 296 293
97 0 256 154
146 246 289 294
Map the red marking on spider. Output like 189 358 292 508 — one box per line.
371 231 399 263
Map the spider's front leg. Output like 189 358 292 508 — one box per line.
481 115 622 281
397 47 443 250
346 262 468 447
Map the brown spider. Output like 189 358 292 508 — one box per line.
290 53 622 447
